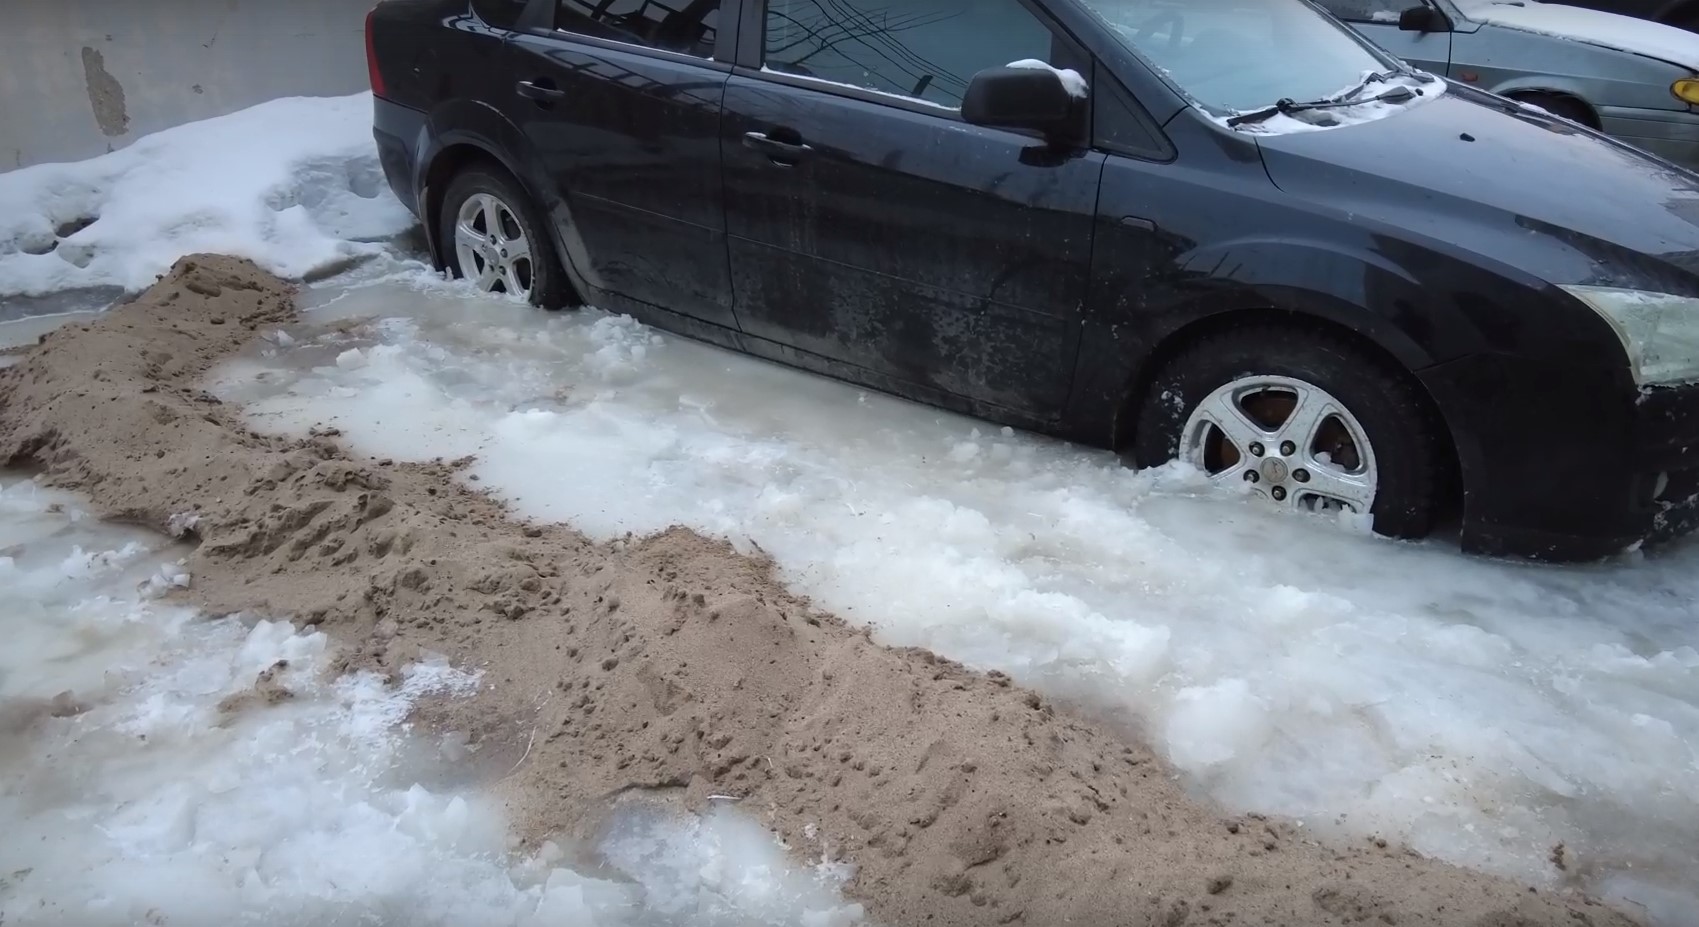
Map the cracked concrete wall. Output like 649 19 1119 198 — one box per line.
0 0 374 171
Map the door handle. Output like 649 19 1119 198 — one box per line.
743 131 812 164
516 79 566 102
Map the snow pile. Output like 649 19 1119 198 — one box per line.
1455 0 1699 71
207 261 1699 922
0 94 415 297
0 478 866 926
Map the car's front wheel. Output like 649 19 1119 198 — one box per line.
439 167 573 308
1131 325 1448 539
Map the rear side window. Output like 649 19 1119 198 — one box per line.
762 0 1059 109
557 0 722 57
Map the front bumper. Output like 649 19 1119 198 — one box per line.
1421 354 1699 561
1598 104 1699 172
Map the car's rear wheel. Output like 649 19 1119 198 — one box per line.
439 167 573 309
1131 326 1447 539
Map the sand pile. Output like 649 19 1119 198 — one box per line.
0 255 1634 927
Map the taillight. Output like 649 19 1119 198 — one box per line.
365 6 387 99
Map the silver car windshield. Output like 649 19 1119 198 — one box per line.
1074 0 1395 114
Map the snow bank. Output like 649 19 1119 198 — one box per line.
0 478 865 926
1456 1 1699 71
0 93 415 297
206 260 1699 924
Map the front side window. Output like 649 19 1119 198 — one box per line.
762 0 1058 109
1074 0 1396 114
557 0 721 58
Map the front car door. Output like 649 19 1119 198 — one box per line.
1319 0 1454 74
718 0 1107 419
504 0 739 330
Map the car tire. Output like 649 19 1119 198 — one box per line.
1130 325 1448 540
439 167 575 309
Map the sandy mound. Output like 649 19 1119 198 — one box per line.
0 255 1635 927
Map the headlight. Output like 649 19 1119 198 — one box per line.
1673 78 1699 106
1561 285 1699 387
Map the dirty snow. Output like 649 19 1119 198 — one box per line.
1456 0 1699 71
0 478 867 926
0 93 414 297
195 257 1699 925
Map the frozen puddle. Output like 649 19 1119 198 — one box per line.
0 478 866 926
206 261 1699 924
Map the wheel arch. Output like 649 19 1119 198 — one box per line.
1491 84 1602 129
1111 306 1464 522
419 137 537 273
412 98 564 276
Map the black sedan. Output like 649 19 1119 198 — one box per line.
368 0 1699 562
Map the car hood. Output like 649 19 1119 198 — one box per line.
1454 0 1699 70
1255 88 1699 291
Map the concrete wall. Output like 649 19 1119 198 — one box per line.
1 0 375 170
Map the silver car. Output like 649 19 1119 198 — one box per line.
1323 0 1699 168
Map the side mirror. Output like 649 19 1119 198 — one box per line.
962 64 1082 138
1398 4 1442 32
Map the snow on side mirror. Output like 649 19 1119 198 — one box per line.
962 62 1086 139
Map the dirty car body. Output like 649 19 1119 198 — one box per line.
1329 0 1699 169
369 0 1699 561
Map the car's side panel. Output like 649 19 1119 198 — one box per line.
719 75 1105 419
1447 25 1689 112
501 28 738 328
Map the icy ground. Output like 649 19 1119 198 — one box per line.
0 479 866 926
4 92 1699 925
208 257 1699 925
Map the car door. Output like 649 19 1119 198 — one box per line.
1319 0 1453 74
503 0 738 329
717 0 1106 419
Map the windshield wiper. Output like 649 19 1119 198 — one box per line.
1226 85 1420 128
1332 68 1402 102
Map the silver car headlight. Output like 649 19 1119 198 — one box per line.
1561 285 1699 387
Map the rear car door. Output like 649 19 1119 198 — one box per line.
504 0 738 329
719 0 1106 418
1320 0 1453 74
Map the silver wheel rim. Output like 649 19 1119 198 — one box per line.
1180 375 1379 517
453 192 534 299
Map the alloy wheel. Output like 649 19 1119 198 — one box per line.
452 192 534 299
1180 374 1378 516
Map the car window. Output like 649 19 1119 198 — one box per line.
1316 0 1411 23
762 0 1060 109
556 0 721 58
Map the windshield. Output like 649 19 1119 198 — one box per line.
1074 0 1397 114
